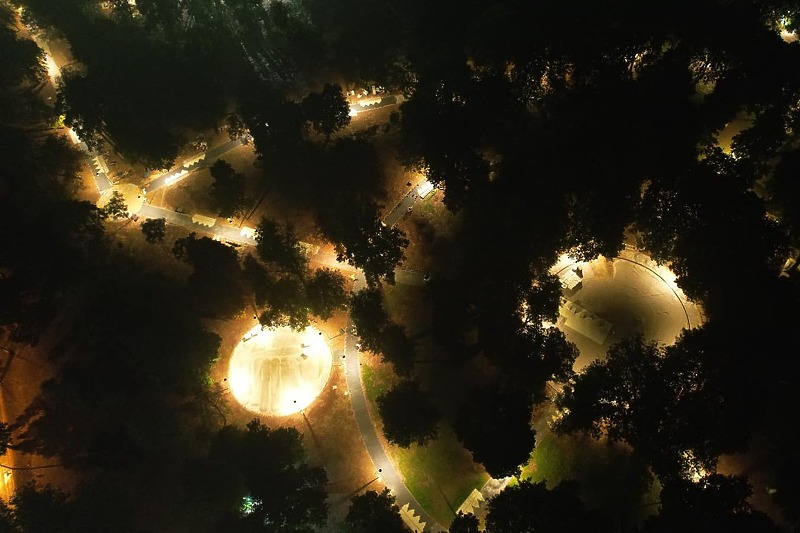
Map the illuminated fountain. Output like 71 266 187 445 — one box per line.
228 325 333 416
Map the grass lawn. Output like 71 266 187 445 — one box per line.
361 355 488 528
520 408 661 527
393 425 488 527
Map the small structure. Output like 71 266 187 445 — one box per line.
192 214 216 227
416 179 435 199
559 268 582 290
559 299 612 345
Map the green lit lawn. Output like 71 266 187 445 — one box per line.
361 357 488 528
393 425 488 527
360 359 399 404
521 411 661 526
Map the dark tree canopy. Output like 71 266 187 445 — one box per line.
555 333 745 483
485 480 614 533
449 512 479 533
0 422 11 455
11 265 223 466
342 488 407 533
205 419 328 532
244 254 312 330
172 233 247 318
377 380 441 448
254 216 308 275
453 385 535 478
349 286 390 354
0 21 46 88
245 218 346 329
6 1 800 531
140 217 166 243
238 82 307 160
7 483 74 533
771 148 800 243
638 474 782 533
209 159 247 219
302 83 351 139
350 287 416 375
304 268 348 320
101 190 128 220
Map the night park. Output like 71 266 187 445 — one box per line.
2 1 800 531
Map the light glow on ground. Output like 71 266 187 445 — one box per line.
550 248 703 369
228 325 333 416
96 183 145 215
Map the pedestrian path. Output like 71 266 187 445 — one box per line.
344 277 444 532
69 127 446 532
144 138 243 193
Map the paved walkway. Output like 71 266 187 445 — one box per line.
49 51 434 524
344 276 443 532
144 139 243 193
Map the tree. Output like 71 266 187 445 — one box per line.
0 125 109 345
225 112 249 141
635 159 787 310
172 233 247 318
342 488 407 533
36 136 84 193
333 219 408 286
209 159 246 219
349 287 416 375
499 325 578 401
453 385 535 478
257 275 311 330
377 380 441 448
101 190 128 220
524 273 562 325
237 82 307 159
379 323 416 377
207 419 328 532
0 22 46 89
9 483 75 533
304 268 348 320
773 455 800 528
11 265 223 466
554 333 743 483
243 254 311 330
0 422 11 455
771 148 800 242
0 498 15 533
485 480 614 533
449 512 479 533
140 217 166 243
349 287 390 354
639 474 782 533
254 216 307 274
301 83 350 140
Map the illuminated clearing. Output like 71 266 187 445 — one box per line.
228 325 333 416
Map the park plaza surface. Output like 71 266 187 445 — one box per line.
228 325 333 417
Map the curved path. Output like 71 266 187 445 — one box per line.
30 27 440 529
83 137 436 528
344 278 442 532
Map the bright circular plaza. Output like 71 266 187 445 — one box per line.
228 325 333 416
551 248 704 370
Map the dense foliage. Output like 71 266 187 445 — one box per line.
4 0 800 529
